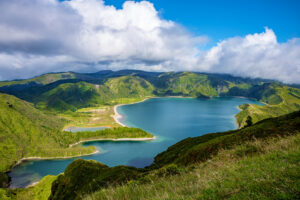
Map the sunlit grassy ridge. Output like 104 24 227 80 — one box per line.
86 134 300 200
0 93 152 174
46 111 300 200
0 175 57 200
1 70 299 127
1 70 300 199
0 72 76 87
236 84 300 127
0 93 75 172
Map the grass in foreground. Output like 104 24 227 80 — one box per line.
1 111 299 200
86 134 300 200
48 111 300 200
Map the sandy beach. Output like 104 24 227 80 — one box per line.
113 97 151 127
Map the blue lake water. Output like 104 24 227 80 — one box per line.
9 97 263 188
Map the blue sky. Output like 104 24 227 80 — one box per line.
105 0 300 44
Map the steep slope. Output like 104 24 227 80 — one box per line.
0 72 76 87
34 76 154 112
153 72 226 97
48 111 300 200
36 82 105 112
0 93 153 174
235 83 300 127
87 134 300 200
1 70 300 127
0 93 70 172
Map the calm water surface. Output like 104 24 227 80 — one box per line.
9 97 263 188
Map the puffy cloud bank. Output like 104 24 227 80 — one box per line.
0 0 299 83
198 28 300 83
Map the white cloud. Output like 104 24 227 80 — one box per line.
197 28 300 83
0 1 299 84
0 0 204 80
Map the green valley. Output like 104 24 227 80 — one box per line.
0 70 300 199
1 70 300 128
2 109 298 200
0 92 152 186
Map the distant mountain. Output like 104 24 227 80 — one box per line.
0 70 299 127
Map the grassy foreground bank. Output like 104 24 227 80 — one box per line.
86 134 300 200
0 110 295 200
1 110 299 200
0 93 153 186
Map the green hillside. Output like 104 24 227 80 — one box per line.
0 93 152 176
2 71 298 124
0 72 76 87
87 133 300 200
153 72 230 97
16 110 298 200
235 84 300 127
0 93 76 172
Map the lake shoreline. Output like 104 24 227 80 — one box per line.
9 135 156 188
113 96 198 127
69 136 156 147
113 97 151 127
13 150 101 168
13 134 157 169
9 96 262 189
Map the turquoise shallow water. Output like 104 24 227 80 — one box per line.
9 97 263 188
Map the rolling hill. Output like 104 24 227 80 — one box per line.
0 70 299 127
0 93 152 188
22 110 299 200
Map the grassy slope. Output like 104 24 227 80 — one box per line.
72 127 153 142
1 71 300 127
0 72 76 87
6 134 300 200
0 93 152 174
4 175 57 200
34 76 154 112
236 84 300 127
61 106 120 128
0 93 80 172
46 111 300 200
87 134 300 200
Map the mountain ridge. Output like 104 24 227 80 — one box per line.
0 70 298 127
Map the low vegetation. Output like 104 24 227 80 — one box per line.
1 70 300 127
0 93 152 179
72 127 153 143
235 84 300 127
86 133 300 200
46 111 300 200
2 175 57 200
1 70 300 199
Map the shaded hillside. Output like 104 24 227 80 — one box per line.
0 72 76 87
0 93 152 174
87 133 300 200
48 111 300 200
0 93 70 172
1 70 300 126
235 84 300 127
